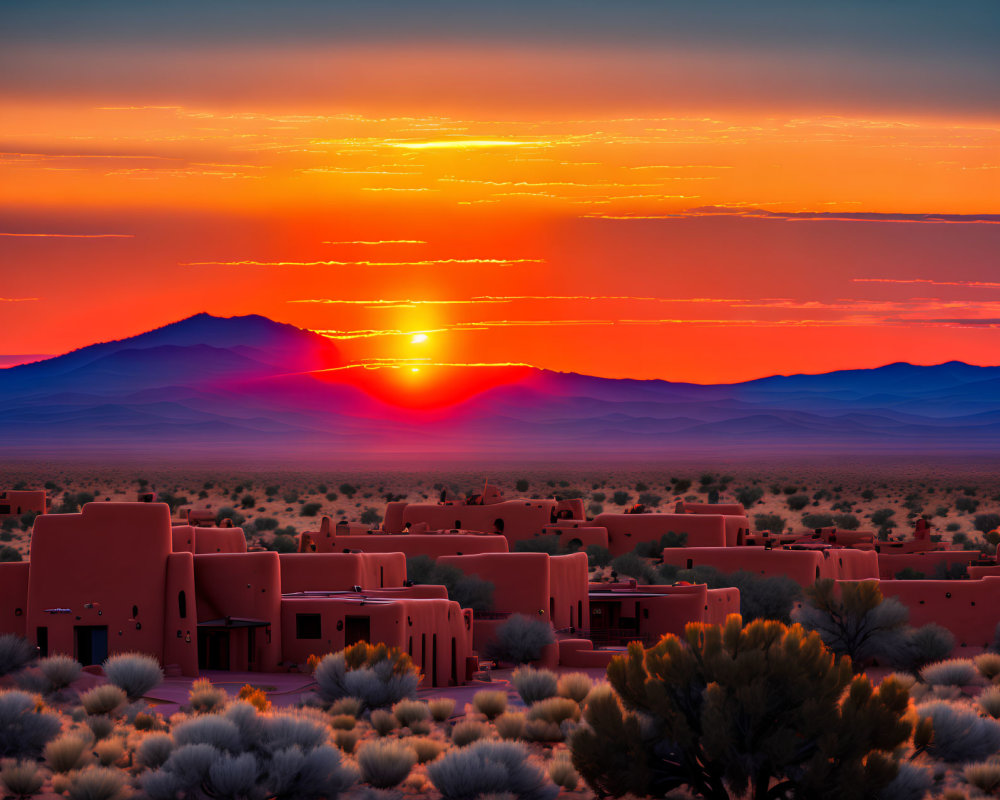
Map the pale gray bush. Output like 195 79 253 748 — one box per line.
511 667 558 705
917 701 1000 762
314 652 418 710
428 739 559 800
392 699 430 728
0 690 62 758
357 739 416 788
87 716 114 741
889 624 956 672
208 752 260 798
486 615 554 665
102 652 163 700
877 762 933 800
79 685 126 716
0 758 46 797
135 733 174 770
172 714 243 752
920 658 980 687
38 654 82 691
67 765 128 800
451 719 491 747
0 636 35 677
267 744 357 800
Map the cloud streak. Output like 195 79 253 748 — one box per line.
0 232 134 238
182 257 543 267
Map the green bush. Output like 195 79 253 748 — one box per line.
786 494 810 511
513 535 563 555
585 545 611 568
753 513 785 533
570 615 918 799
734 486 764 508
405 556 494 612
801 513 834 529
300 503 322 517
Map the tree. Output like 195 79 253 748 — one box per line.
515 479 530 493
734 486 764 508
570 615 918 800
974 513 1000 535
792 580 908 665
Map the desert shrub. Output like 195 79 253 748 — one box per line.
330 713 356 731
428 739 558 800
80 685 126 716
0 635 35 677
215 506 245 527
734 486 764 508
514 535 563 555
612 491 630 506
333 729 358 753
301 502 322 517
753 513 785 534
786 494 810 511
172 714 243 752
964 761 1000 796
487 615 554 665
894 568 925 580
511 667 558 705
103 652 163 700
358 739 416 788
393 698 431 728
410 736 445 764
0 759 45 798
833 513 861 530
135 733 174 770
548 750 580 791
37 654 82 691
955 496 979 513
878 762 933 800
934 561 970 579
556 672 593 703
918 700 1000 762
268 534 298 553
93 737 124 767
189 677 228 713
472 690 508 720
920 658 980 687
570 615 918 799
890 624 957 672
46 734 93 773
585 545 612 568
725 571 801 624
523 719 565 743
632 531 687 558
515 479 530 492
360 507 382 526
405 556 495 612
451 719 491 747
978 685 1000 719
329 696 362 717
527 697 580 726
974 652 1000 681
495 712 526 741
66 765 128 800
0 690 62 758
369 709 397 736
237 683 270 713
207 753 260 798
313 642 420 710
801 513 835 529
793 579 909 664
0 546 22 561
428 697 456 722
637 492 662 508
87 716 114 741
610 552 659 584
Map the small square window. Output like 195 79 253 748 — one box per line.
296 613 322 639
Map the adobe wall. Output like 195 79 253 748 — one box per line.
171 525 247 555
193 552 282 671
592 513 727 555
661 546 878 586
876 551 977 580
0 562 30 637
438 553 551 619
387 499 570 544
677 501 746 516
278 553 406 593
327 533 508 558
27 502 173 664
548 552 590 631
163 552 198 676
0 490 46 516
873 577 1000 651
540 525 609 551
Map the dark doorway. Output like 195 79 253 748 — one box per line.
432 633 438 686
37 626 48 658
344 615 370 647
74 625 108 666
450 637 457 685
198 629 231 670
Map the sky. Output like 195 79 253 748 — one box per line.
2 1 999 383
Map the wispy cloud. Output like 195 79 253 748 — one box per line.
854 278 1000 289
321 240 427 245
595 208 1000 224
385 140 549 150
182 258 543 267
0 232 134 238
0 296 39 302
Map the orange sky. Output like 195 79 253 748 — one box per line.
3 8 1000 383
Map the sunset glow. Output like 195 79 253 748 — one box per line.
2 2 998 383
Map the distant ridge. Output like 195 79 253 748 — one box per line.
3 313 1000 458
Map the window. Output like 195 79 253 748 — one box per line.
296 613 322 639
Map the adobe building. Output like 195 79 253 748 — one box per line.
0 503 473 685
0 489 46 517
299 517 509 558
382 485 586 545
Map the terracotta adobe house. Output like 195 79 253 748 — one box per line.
0 489 47 517
0 502 474 684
